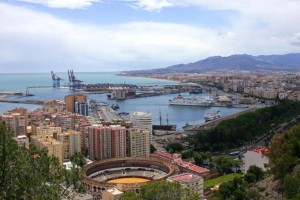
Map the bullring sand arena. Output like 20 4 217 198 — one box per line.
82 157 179 193
107 177 150 183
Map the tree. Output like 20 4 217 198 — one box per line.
283 175 300 199
61 152 87 196
244 173 256 184
214 156 234 175
187 100 300 152
166 142 184 153
192 151 208 166
150 144 157 154
247 165 265 181
269 125 300 179
0 122 85 199
120 181 199 200
119 190 140 200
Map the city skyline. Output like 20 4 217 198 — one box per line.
1 0 300 72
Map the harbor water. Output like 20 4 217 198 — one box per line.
0 72 244 130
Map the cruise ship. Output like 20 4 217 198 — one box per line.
204 110 221 122
169 95 215 106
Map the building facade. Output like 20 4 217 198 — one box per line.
31 135 64 165
128 128 150 158
88 125 126 160
0 113 27 136
65 94 87 113
244 147 269 173
56 130 81 160
168 173 204 199
130 112 152 143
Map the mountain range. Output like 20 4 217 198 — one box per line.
125 53 300 74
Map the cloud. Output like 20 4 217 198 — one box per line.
17 0 100 9
0 2 227 72
1 1 300 72
124 0 174 12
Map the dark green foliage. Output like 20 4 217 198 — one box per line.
246 189 260 199
192 151 208 166
244 173 256 184
0 122 85 199
214 156 234 175
283 175 300 199
120 190 140 200
233 189 246 200
120 181 199 200
269 124 300 179
188 100 300 152
150 144 157 154
166 142 184 153
268 124 300 198
213 170 264 199
247 166 265 181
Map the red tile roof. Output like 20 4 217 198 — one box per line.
168 173 201 182
249 147 269 155
152 151 208 174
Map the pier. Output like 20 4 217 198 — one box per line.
27 86 54 88
0 99 44 105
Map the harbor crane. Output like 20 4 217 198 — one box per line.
51 71 63 87
68 70 83 90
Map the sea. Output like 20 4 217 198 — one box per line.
0 72 244 130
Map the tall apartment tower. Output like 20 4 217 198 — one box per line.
0 108 28 136
56 131 81 160
88 125 126 160
128 128 150 158
130 112 152 143
31 135 64 165
111 126 127 158
65 94 87 113
75 102 89 116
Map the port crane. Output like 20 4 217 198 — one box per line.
68 70 83 89
51 71 63 87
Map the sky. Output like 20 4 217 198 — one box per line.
1 0 300 73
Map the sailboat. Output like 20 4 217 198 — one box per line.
152 109 176 131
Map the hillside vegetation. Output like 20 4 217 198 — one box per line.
269 124 300 199
210 124 300 200
187 100 300 152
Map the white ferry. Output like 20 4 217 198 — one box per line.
204 110 221 122
169 94 215 106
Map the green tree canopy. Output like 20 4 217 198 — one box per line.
166 142 184 153
120 180 200 200
246 165 265 181
188 100 300 152
0 122 85 199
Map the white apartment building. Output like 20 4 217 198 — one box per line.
244 147 269 173
168 173 204 199
130 112 152 143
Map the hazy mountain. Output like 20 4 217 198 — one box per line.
125 53 300 74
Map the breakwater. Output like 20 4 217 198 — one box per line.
0 99 44 105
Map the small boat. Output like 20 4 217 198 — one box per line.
182 122 195 131
204 111 221 122
111 104 120 110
